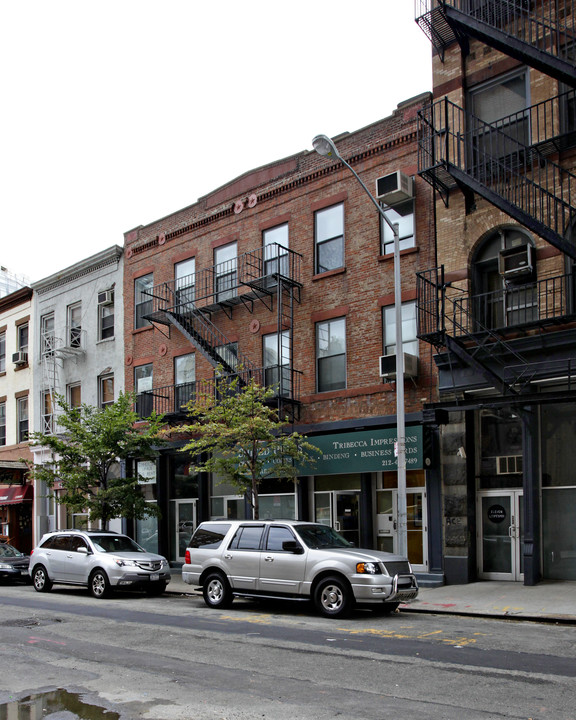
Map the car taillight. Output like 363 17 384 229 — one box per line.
184 549 191 564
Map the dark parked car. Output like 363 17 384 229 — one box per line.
0 542 30 583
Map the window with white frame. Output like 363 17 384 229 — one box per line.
67 302 82 348
41 313 55 355
135 364 153 416
0 402 5 445
175 258 196 308
263 331 291 396
175 354 196 410
315 203 344 274
134 274 153 329
383 301 419 357
42 391 54 434
0 331 5 373
68 383 81 409
380 199 415 255
98 292 114 341
99 374 114 409
17 396 28 443
214 243 237 302
263 224 289 278
316 317 346 392
17 323 28 354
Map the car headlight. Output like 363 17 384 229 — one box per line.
114 559 139 567
0 563 13 570
356 562 381 574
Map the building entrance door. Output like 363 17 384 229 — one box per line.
376 488 428 571
174 499 196 562
314 491 360 546
477 490 524 580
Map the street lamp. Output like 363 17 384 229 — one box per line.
312 134 408 559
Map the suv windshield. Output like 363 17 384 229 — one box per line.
91 535 144 553
295 525 352 549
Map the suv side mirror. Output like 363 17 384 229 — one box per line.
282 540 304 554
76 547 89 555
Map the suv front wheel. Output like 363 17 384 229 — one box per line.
314 576 354 618
203 571 233 609
90 569 112 599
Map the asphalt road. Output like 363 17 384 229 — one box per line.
1 584 575 719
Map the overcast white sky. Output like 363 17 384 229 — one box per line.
0 1 432 285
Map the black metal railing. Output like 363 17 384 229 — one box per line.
135 368 302 419
417 267 576 341
418 96 576 254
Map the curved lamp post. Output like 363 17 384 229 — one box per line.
312 134 408 559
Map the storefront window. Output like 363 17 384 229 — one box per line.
135 460 158 552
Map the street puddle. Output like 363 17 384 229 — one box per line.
0 689 120 719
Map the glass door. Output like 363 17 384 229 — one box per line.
477 490 524 580
174 499 196 562
376 489 428 571
314 491 360 546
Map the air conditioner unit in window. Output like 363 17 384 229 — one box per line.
375 171 414 205
12 351 28 365
499 245 534 278
97 290 114 305
379 353 418 380
496 455 523 474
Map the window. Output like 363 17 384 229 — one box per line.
229 525 264 550
175 258 196 308
381 200 415 255
42 391 54 434
263 224 289 278
98 292 114 341
266 526 297 552
214 243 237 302
383 301 419 357
263 331 291 396
67 303 82 348
68 383 81 408
0 403 5 446
135 364 153 416
0 332 5 373
316 317 346 392
315 203 344 274
17 323 28 354
135 274 153 329
99 374 114 409
560 44 576 139
17 396 28 443
41 313 55 355
215 342 238 372
175 354 196 411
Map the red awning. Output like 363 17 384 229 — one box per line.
0 484 33 505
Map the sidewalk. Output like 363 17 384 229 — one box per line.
167 570 576 623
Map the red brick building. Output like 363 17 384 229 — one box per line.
123 93 441 579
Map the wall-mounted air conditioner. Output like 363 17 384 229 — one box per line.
12 351 28 365
379 353 418 380
496 455 523 474
499 245 533 278
375 171 414 205
98 290 114 305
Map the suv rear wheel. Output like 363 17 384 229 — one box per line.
32 565 53 593
203 572 233 609
90 569 111 599
314 576 354 618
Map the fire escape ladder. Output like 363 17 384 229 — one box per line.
416 1 576 87
274 276 301 423
418 97 576 260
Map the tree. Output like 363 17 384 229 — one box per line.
175 375 319 519
30 393 165 530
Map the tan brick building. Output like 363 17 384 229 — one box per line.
123 94 442 579
415 0 576 584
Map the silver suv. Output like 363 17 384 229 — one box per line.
182 520 418 618
31 530 171 598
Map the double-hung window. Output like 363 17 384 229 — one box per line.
263 224 289 280
0 331 5 373
135 364 154 417
135 274 154 329
98 292 114 341
315 203 344 274
17 396 28 443
316 317 346 392
263 331 291 397
215 243 237 302
381 199 415 255
383 301 419 358
17 323 28 355
175 354 196 411
99 374 114 409
68 302 82 348
0 402 5 445
42 391 54 434
68 383 81 409
175 258 196 309
41 313 55 355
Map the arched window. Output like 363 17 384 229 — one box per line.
472 227 536 330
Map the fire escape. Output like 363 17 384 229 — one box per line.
41 328 86 433
140 243 302 422
415 0 576 399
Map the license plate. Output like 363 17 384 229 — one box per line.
150 574 159 581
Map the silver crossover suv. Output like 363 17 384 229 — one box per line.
182 520 418 618
31 530 171 598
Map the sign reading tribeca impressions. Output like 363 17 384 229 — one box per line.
301 427 423 475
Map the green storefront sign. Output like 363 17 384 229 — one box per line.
301 426 423 475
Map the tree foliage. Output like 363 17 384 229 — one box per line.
175 375 319 519
30 393 165 529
